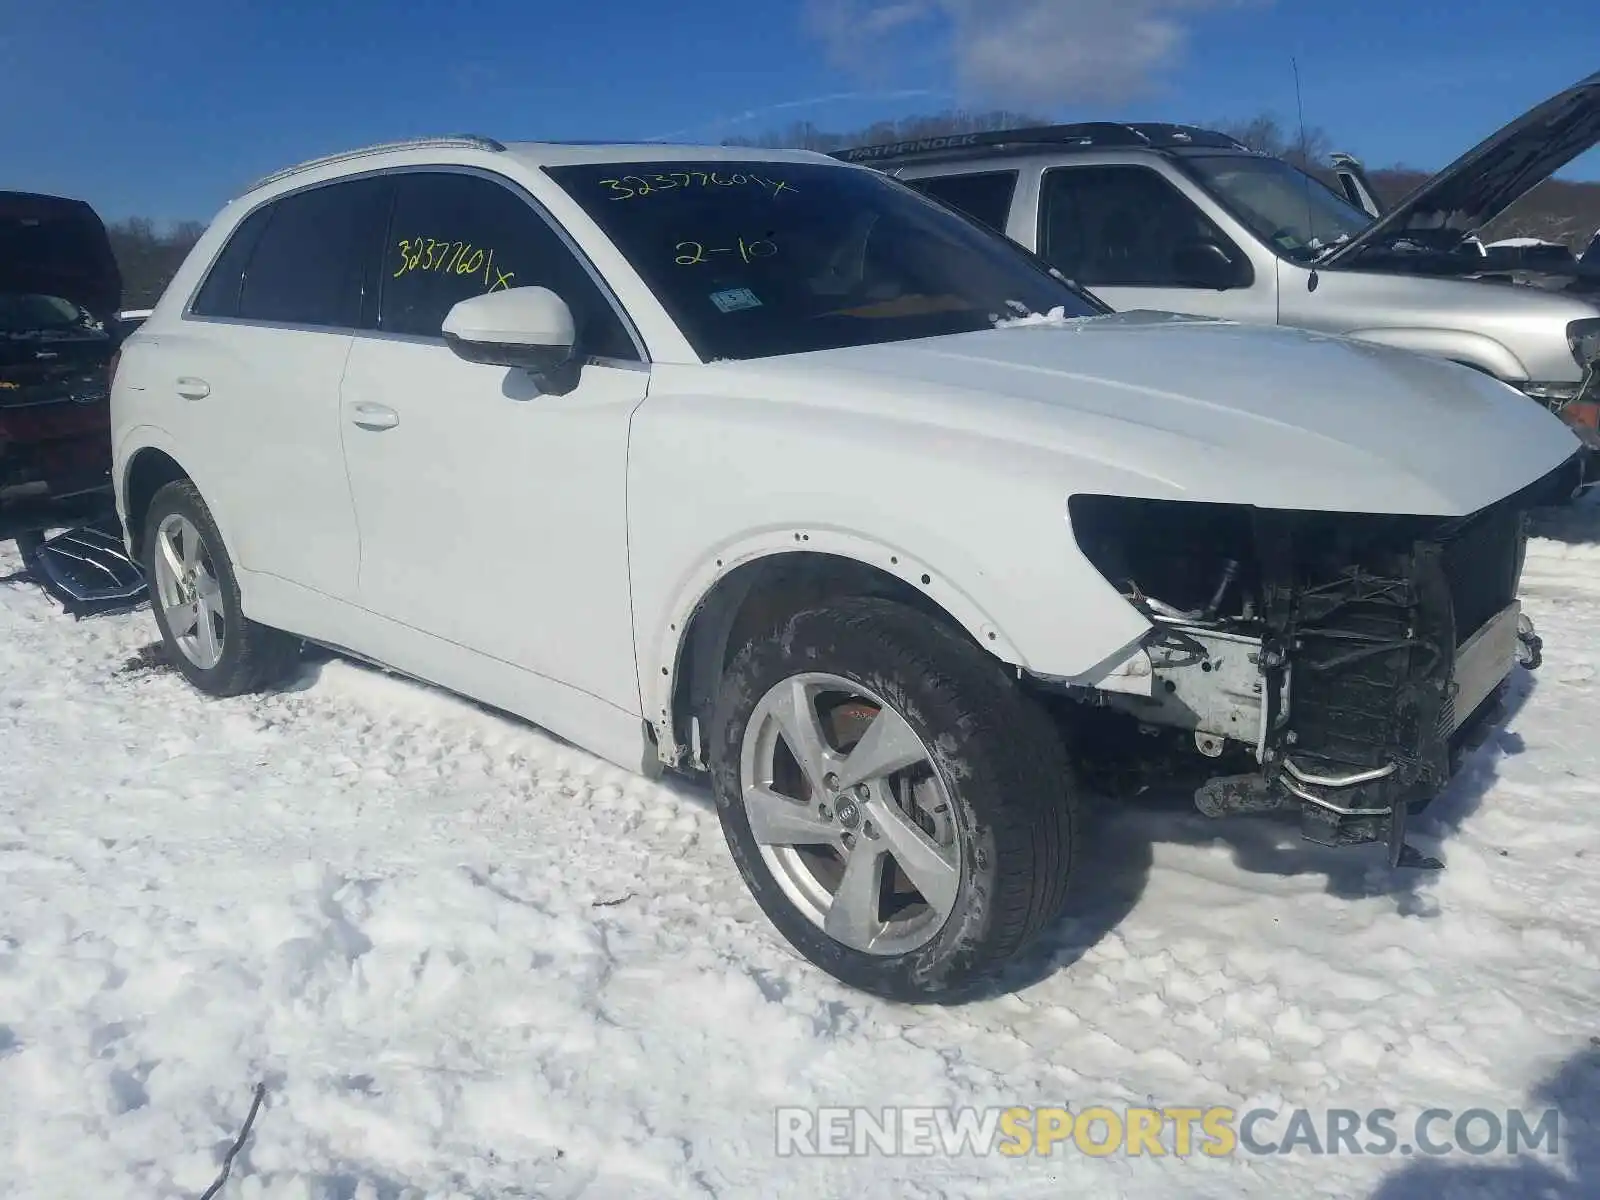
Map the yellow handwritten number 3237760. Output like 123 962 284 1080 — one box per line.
600 173 796 200
393 238 516 292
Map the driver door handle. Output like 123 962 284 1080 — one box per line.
348 402 400 431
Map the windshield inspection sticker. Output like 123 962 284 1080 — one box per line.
710 287 763 313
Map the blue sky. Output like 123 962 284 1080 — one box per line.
3 0 1595 224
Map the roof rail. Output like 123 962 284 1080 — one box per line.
830 122 1247 165
242 134 507 194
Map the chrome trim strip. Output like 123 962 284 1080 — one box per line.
1280 775 1393 817
1283 758 1398 789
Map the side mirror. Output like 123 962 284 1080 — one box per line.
442 286 576 375
1172 239 1242 290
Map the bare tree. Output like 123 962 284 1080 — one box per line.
105 219 205 309
1213 113 1335 170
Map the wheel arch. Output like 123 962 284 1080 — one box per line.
121 444 193 561
655 543 1020 772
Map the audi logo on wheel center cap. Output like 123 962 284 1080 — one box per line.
834 798 862 829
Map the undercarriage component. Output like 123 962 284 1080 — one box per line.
1193 771 1289 817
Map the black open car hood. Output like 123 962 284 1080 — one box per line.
1323 70 1600 267
0 191 121 323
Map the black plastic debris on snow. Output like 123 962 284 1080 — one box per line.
13 521 148 619
117 642 171 676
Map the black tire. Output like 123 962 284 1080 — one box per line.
142 479 301 696
709 596 1079 1002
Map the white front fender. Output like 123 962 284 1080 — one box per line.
625 388 1156 761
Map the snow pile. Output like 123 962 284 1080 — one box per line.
993 306 1236 332
3 512 1600 1197
993 304 1086 329
1485 237 1566 250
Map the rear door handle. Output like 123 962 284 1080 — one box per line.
347 402 400 431
175 376 210 400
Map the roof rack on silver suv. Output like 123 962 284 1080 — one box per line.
242 134 507 195
831 122 1248 166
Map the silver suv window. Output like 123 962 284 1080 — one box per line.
902 171 1018 233
1178 153 1371 262
1038 164 1252 289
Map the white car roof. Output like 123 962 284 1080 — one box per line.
502 141 839 168
238 135 845 201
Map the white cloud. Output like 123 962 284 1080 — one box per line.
805 0 1250 107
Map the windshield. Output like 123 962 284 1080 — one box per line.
1179 154 1372 264
545 160 1101 360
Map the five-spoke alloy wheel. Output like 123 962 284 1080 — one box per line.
151 512 226 670
742 671 964 958
711 596 1079 1002
142 480 301 696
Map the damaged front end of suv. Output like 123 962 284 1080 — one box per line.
1054 468 1565 867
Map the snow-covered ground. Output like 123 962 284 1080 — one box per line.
3 508 1600 1200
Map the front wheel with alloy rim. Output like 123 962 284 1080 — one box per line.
143 480 301 696
709 597 1079 1002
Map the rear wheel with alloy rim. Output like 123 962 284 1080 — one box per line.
710 596 1079 1001
142 480 301 695
152 512 226 670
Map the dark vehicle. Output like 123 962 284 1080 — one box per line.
1 191 145 611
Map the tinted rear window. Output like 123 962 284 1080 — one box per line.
190 204 272 319
219 178 389 328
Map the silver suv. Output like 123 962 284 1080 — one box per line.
836 71 1600 459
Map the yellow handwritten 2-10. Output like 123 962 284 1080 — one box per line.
393 238 516 292
675 237 778 266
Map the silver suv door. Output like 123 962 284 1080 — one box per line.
1034 163 1279 325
